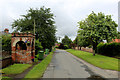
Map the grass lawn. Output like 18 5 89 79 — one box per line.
2 64 32 74
2 76 13 80
66 49 119 71
24 51 53 79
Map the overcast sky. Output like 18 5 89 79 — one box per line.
0 0 119 41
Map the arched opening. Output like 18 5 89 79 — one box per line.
16 41 27 50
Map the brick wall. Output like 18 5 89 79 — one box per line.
11 33 35 64
1 57 12 68
112 39 120 43
1 51 12 68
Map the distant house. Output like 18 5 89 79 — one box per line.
112 32 120 43
55 43 60 47
0 28 10 34
112 39 120 43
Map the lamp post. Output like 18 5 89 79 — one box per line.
77 36 79 50
33 19 36 58
34 19 35 36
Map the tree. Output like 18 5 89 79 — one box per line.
12 6 56 50
62 35 72 48
78 11 118 56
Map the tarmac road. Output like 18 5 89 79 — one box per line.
42 49 118 79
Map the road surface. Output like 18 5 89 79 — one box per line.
42 49 118 79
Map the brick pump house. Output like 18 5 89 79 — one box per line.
11 32 35 64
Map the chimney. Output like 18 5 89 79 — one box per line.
4 28 9 34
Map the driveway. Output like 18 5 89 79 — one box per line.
42 49 118 79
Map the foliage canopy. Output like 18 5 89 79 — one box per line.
78 11 118 55
12 6 56 50
62 35 72 48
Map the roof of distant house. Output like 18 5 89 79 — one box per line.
0 28 10 35
4 28 9 31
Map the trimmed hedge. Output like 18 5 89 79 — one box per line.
97 42 120 57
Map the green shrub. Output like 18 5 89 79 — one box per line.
97 42 120 57
58 43 64 49
55 45 59 48
2 34 11 52
34 58 39 62
35 39 43 55
64 45 69 49
35 54 39 59
88 45 92 48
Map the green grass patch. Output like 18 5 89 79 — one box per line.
24 51 53 78
66 49 118 71
2 76 13 80
2 64 32 74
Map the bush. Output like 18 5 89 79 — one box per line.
55 45 59 48
64 45 69 49
58 43 70 49
58 43 64 49
35 39 43 55
97 42 120 57
2 34 11 52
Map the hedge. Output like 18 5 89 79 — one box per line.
97 42 120 57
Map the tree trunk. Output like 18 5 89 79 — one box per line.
93 43 98 56
80 47 81 50
93 50 95 56
77 45 79 50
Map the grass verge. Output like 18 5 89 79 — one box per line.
24 51 53 78
66 49 118 71
2 64 32 74
2 76 13 80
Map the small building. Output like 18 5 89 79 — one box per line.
0 28 10 35
11 32 35 64
112 39 120 43
4 28 9 34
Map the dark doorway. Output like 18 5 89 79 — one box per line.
16 41 27 50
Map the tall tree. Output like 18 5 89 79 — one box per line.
62 35 72 48
78 11 118 56
12 6 56 50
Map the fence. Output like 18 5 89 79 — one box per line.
81 47 93 53
74 47 93 53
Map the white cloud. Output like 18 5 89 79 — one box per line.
0 0 119 40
